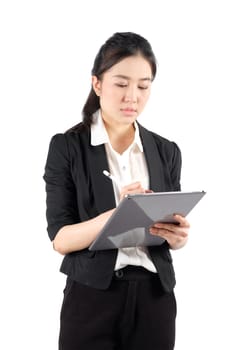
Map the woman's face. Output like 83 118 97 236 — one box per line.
92 55 153 127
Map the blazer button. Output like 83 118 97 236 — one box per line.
115 269 124 278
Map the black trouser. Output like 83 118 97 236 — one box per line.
59 266 177 350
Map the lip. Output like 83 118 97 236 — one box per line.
122 108 136 111
120 108 137 115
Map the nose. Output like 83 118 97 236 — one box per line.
123 85 138 103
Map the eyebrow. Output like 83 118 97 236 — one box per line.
112 74 152 82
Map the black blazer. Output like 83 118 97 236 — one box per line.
43 122 182 291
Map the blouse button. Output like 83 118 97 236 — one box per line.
115 269 124 278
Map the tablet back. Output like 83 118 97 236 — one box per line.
89 191 206 251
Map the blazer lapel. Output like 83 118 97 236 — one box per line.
88 142 116 213
138 124 167 192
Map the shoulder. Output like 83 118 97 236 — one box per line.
47 122 90 159
49 122 89 146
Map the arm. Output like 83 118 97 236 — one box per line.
53 209 114 255
44 134 116 255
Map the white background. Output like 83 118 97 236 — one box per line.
0 0 232 349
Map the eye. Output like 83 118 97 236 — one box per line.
138 86 149 90
115 83 128 88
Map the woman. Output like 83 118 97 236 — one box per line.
44 32 189 350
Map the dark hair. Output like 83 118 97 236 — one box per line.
78 32 157 129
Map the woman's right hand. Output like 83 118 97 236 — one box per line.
119 182 152 201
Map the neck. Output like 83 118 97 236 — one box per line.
103 120 136 154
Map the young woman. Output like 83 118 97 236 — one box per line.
44 32 189 350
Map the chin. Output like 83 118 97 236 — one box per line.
120 110 138 120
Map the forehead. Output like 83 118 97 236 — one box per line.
105 55 152 80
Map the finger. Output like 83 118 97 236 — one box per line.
121 182 142 191
152 222 179 231
173 214 190 227
150 225 188 238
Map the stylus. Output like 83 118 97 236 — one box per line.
103 170 147 190
103 170 120 187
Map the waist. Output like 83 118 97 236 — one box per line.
113 265 159 281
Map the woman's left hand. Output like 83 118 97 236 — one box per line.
149 215 190 250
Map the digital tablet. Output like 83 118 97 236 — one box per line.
89 191 206 251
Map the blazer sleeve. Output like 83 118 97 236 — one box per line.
169 141 182 191
159 136 182 191
43 134 79 241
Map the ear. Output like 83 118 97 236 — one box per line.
92 76 101 96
